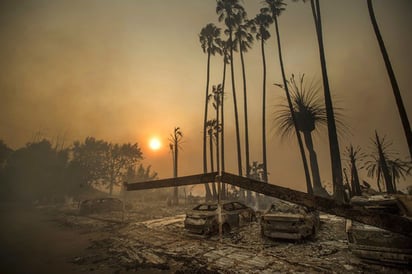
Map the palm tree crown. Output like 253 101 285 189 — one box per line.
275 75 326 138
252 12 273 42
216 0 246 30
199 23 222 56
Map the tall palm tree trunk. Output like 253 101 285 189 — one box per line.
203 51 213 201
173 139 179 205
367 0 412 159
261 38 268 183
273 15 313 195
221 61 226 173
209 130 218 198
209 131 215 172
203 52 211 173
229 29 243 177
221 57 227 199
216 97 221 200
239 45 250 178
302 131 323 193
311 0 344 201
239 44 252 202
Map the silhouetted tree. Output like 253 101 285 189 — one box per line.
365 132 411 193
216 0 245 176
4 139 69 202
365 132 394 193
169 127 183 205
263 0 313 195
71 137 109 187
72 137 142 195
233 14 253 180
344 145 363 196
292 0 344 201
0 140 12 169
106 143 142 195
200 23 221 201
217 39 230 199
367 0 412 159
312 0 344 201
274 74 328 196
386 158 411 192
251 11 273 183
200 23 222 177
206 119 218 199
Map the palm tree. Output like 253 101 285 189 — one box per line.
312 0 344 201
199 23 222 175
217 39 230 200
206 119 218 199
233 15 254 179
251 11 273 183
216 0 246 176
210 84 223 174
386 158 411 192
169 127 183 204
199 24 221 201
344 145 363 196
367 0 412 159
365 132 394 193
274 74 328 196
262 0 313 195
365 132 411 193
293 0 344 201
217 39 230 174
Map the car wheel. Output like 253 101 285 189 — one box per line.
222 223 231 234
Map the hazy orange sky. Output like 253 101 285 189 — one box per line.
1 0 411 192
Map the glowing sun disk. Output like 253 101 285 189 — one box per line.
149 138 161 150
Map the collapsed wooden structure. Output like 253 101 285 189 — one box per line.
124 172 412 238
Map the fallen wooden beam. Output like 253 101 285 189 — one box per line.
125 172 218 191
221 172 412 238
124 171 412 237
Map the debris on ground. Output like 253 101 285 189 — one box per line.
49 201 411 273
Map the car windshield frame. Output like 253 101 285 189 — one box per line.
193 204 218 211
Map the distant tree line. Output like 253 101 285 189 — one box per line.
0 137 157 204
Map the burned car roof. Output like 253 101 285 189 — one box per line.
184 201 256 235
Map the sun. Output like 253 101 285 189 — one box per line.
149 137 161 151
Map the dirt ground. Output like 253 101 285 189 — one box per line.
0 200 411 274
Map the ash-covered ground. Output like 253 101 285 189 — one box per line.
47 200 411 274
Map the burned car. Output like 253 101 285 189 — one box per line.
260 199 320 241
184 201 256 235
346 195 412 265
79 197 124 215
